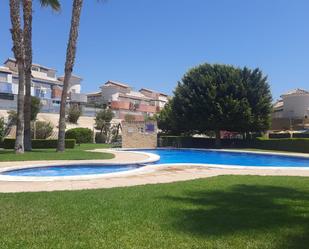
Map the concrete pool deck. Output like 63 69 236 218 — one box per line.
0 149 309 193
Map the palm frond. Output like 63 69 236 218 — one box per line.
39 0 61 11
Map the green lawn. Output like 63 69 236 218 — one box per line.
0 143 114 161
1 175 309 249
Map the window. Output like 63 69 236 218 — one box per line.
0 82 12 93
32 66 39 72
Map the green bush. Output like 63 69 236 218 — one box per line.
67 105 82 124
31 96 42 121
95 132 107 144
3 139 76 149
158 136 309 153
32 121 54 139
65 128 93 144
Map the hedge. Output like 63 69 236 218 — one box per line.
158 136 309 153
269 133 291 139
293 133 309 138
3 139 76 149
65 128 93 144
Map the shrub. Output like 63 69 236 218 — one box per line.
7 110 17 126
293 133 309 138
3 139 76 149
65 128 93 144
95 132 107 144
269 133 291 139
67 105 82 124
31 96 42 121
32 121 54 139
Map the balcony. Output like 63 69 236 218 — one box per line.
69 92 87 103
137 104 157 113
110 100 131 110
110 100 158 113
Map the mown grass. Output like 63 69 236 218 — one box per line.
0 143 114 161
0 175 309 249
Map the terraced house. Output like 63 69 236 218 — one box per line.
0 58 87 112
87 80 169 121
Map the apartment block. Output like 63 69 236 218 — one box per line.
0 58 87 112
87 80 169 121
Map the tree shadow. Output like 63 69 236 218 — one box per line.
163 184 309 248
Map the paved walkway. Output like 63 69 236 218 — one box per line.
0 150 309 193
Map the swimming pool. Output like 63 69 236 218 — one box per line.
2 149 309 178
135 149 309 167
2 164 142 177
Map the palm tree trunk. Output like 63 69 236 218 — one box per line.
215 129 221 148
57 0 83 152
9 0 25 154
23 0 33 151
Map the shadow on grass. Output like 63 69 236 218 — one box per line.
164 184 309 249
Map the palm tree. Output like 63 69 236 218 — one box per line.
22 0 33 152
23 0 60 151
57 0 83 152
9 0 25 154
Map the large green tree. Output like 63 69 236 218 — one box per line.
158 63 272 143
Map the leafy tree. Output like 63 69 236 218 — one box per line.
157 101 177 134
241 67 272 132
160 63 272 145
67 105 82 124
94 109 114 134
30 96 42 121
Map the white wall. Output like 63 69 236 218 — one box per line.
68 84 81 94
283 95 309 118
11 83 18 95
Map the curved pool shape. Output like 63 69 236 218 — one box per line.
2 164 141 177
135 149 309 167
3 149 309 178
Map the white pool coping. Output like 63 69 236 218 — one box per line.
0 148 309 182
0 150 159 182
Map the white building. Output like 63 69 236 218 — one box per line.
0 58 87 111
273 89 309 119
87 80 169 121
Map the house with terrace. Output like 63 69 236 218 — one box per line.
272 88 309 130
87 80 169 121
0 58 87 112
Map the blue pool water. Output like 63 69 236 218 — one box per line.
136 149 309 167
3 149 309 177
3 164 140 177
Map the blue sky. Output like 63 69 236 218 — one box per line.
1 0 309 100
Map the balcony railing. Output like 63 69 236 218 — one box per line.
110 100 131 110
137 104 157 113
110 101 157 113
69 92 87 103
